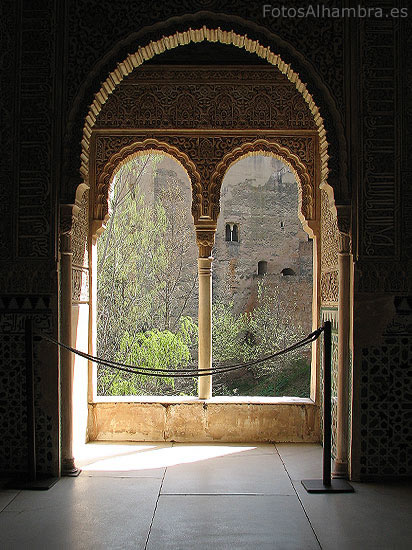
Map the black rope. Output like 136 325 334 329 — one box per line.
36 327 323 378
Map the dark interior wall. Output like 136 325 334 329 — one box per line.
0 0 410 477
350 11 412 479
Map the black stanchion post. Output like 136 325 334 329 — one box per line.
25 318 36 482
301 322 354 493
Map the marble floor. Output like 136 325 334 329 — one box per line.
1 442 411 549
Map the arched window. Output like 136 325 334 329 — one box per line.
225 223 239 242
281 267 296 276
257 260 268 275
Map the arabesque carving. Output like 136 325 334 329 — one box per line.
196 229 216 258
94 133 317 225
321 189 339 273
80 27 330 192
71 190 89 268
321 271 339 304
320 189 339 303
97 67 316 131
71 190 90 302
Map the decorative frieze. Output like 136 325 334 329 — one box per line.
94 133 317 225
355 261 411 294
16 1 56 259
359 18 399 258
97 67 316 131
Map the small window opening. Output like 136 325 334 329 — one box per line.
280 221 284 230
225 223 231 241
258 260 268 275
281 267 296 276
225 223 239 242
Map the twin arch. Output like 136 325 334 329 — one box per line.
96 138 316 258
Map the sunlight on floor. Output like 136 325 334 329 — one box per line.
76 442 257 471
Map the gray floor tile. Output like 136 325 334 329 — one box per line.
1 443 412 550
295 479 412 550
147 494 319 550
171 442 278 455
77 442 173 478
0 491 18 512
0 476 161 550
162 453 295 495
276 442 323 480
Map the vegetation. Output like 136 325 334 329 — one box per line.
97 154 198 395
211 281 309 396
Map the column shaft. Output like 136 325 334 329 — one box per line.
333 249 351 478
198 257 212 399
60 234 78 475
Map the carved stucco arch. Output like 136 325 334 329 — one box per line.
80 26 330 193
209 140 315 232
95 139 202 226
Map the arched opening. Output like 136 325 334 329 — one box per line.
213 154 313 397
225 224 239 242
64 23 348 454
94 151 198 397
281 268 296 276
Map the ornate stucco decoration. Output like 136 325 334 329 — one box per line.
93 132 318 230
80 27 329 190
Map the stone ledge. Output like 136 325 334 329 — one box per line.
88 398 319 443
92 395 314 404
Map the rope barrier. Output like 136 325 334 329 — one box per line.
35 327 323 378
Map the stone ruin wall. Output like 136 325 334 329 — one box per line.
214 155 313 335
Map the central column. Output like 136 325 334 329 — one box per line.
196 228 216 400
198 257 213 398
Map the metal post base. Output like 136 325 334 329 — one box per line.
301 478 354 493
6 474 59 491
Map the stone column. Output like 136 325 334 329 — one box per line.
198 257 213 399
196 228 216 400
60 206 80 476
333 230 351 479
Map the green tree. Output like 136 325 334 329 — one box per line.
212 279 308 396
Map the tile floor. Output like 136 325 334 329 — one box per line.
1 442 411 549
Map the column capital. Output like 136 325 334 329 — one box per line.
60 203 80 254
196 227 216 258
336 204 351 234
338 232 351 254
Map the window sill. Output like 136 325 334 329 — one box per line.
92 395 314 405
